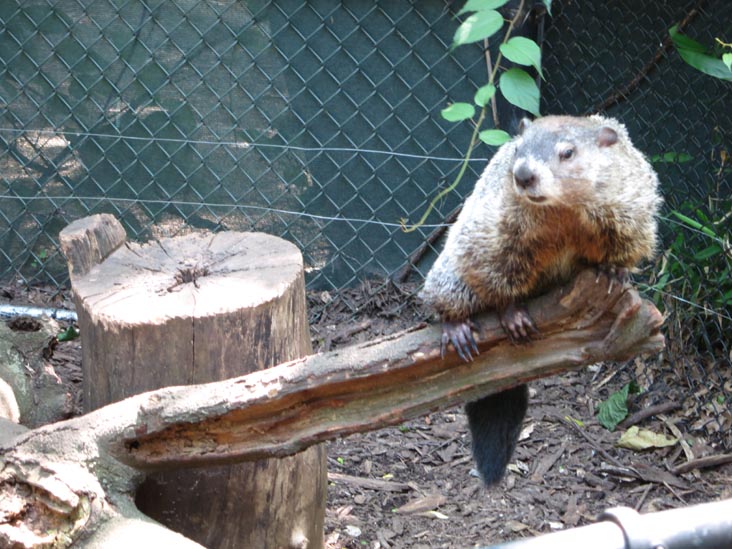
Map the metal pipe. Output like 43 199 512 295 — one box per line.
483 498 732 549
0 304 77 322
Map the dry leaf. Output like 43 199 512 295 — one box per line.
616 426 678 450
394 494 447 514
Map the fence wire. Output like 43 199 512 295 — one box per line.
542 0 732 452
1 0 731 449
0 0 486 290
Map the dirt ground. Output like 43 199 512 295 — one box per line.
3 279 732 549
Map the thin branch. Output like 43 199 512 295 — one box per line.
672 453 732 475
618 401 682 430
593 0 705 113
392 203 462 282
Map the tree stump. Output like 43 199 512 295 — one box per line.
59 214 326 549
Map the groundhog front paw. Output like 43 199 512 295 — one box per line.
596 264 630 293
498 302 538 343
441 320 479 362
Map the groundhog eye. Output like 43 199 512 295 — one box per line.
559 148 575 161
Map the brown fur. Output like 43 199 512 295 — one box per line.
419 115 661 485
421 114 662 320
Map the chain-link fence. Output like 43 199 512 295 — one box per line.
541 0 732 451
1 1 731 445
0 0 490 291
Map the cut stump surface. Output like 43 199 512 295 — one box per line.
72 230 303 324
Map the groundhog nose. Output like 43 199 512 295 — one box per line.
513 164 536 189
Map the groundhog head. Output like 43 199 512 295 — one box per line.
510 116 620 205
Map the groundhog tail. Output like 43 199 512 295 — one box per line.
464 384 529 485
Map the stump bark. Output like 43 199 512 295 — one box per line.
59 214 326 549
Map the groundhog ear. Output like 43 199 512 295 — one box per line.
518 118 533 135
598 127 618 147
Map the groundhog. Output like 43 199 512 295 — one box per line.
421 114 662 484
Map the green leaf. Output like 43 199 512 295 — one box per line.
677 49 732 80
478 129 511 146
670 25 732 81
452 10 504 48
650 272 670 292
474 83 496 106
565 415 584 428
694 244 723 261
652 151 692 163
693 208 711 224
499 68 540 116
671 211 702 229
441 102 476 122
457 0 510 16
57 325 80 342
723 52 732 71
671 211 717 238
542 0 552 15
669 25 706 52
722 288 732 305
616 426 678 451
597 384 630 431
500 37 543 78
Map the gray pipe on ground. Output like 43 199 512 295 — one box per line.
484 498 732 549
0 304 77 322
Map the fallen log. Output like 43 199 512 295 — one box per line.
0 268 663 548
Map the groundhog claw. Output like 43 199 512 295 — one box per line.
596 264 630 293
441 320 478 362
499 303 538 343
